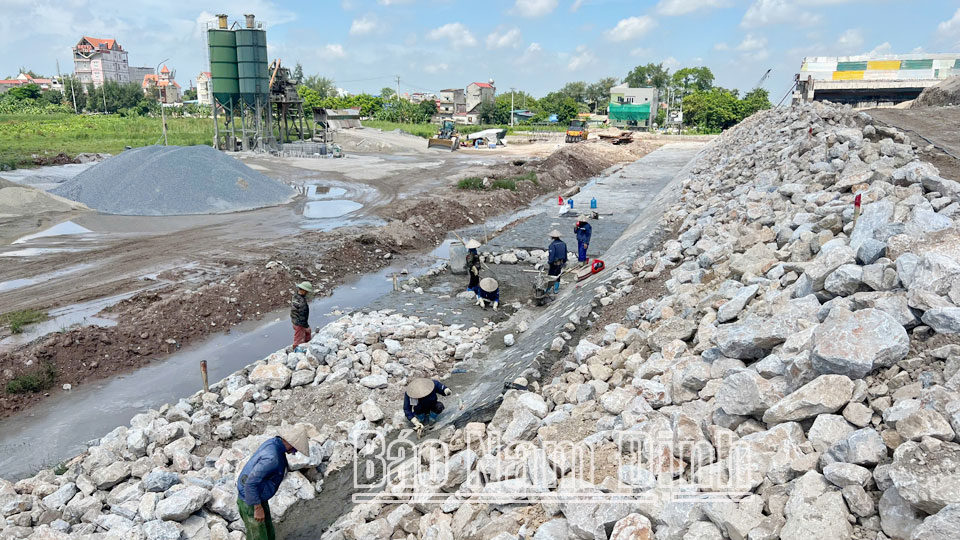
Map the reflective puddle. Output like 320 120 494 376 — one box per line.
303 200 363 219
13 221 93 244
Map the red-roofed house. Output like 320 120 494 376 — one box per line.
197 71 213 106
465 81 496 121
0 73 62 94
73 36 129 87
142 65 181 104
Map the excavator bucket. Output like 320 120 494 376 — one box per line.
428 136 459 151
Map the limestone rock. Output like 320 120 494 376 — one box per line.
763 375 854 424
780 471 853 540
153 486 211 521
810 308 908 378
889 440 960 513
248 364 292 389
910 503 960 540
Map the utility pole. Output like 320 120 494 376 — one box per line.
510 87 515 127
102 82 107 115
56 59 77 114
157 59 169 145
395 75 400 101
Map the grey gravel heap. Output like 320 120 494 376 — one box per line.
52 145 294 216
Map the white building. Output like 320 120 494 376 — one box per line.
73 36 129 87
197 72 213 105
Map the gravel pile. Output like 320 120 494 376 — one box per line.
913 75 960 107
52 145 294 216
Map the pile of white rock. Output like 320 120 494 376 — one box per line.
0 310 492 540
317 101 960 540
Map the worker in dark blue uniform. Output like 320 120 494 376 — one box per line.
547 229 567 293
574 214 592 264
465 239 482 295
476 277 500 310
404 377 451 436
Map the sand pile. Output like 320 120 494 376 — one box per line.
0 178 87 218
913 75 960 107
52 145 294 216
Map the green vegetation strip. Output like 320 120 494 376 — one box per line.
0 114 211 169
457 171 539 191
6 362 57 394
1 309 48 334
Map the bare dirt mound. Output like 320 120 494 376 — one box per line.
0 178 87 218
52 145 295 216
913 75 960 107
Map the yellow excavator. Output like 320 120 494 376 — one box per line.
428 120 460 151
565 119 588 143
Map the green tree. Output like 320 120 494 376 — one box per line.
624 63 671 91
559 81 588 103
40 89 63 105
301 75 336 98
741 88 771 117
587 76 618 113
478 101 511 124
683 88 743 132
182 88 198 101
8 83 41 101
380 86 396 100
292 62 304 85
671 67 715 94
418 99 437 120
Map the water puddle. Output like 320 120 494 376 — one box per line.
306 185 347 200
0 247 86 258
0 263 97 293
12 221 93 244
303 200 363 219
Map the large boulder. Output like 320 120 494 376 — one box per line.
154 486 211 521
780 471 853 540
248 364 292 389
810 308 908 378
910 503 960 540
716 370 781 416
763 375 854 424
713 295 820 359
889 440 960 514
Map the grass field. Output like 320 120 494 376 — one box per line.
361 120 568 139
0 114 211 169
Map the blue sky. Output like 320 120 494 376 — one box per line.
3 0 959 100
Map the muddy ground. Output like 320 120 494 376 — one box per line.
0 136 662 418
868 106 960 182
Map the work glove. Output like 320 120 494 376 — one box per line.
476 297 483 307
411 417 424 436
493 301 499 311
471 266 479 276
443 388 452 396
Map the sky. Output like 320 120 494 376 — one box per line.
3 0 959 101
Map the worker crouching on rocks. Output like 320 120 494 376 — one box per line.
465 239 482 295
574 214 592 264
476 277 500 311
404 377 451 436
237 424 310 540
290 281 313 350
547 230 568 293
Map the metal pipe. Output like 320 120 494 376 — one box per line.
200 360 209 393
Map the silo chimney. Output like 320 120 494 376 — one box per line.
216 14 228 29
244 14 256 29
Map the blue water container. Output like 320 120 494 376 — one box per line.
590 197 597 209
567 199 574 209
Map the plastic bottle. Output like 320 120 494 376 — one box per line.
568 199 574 209
590 197 597 209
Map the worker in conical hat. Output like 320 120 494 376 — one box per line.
574 214 592 265
465 239 482 295
290 281 314 350
404 377 452 436
476 277 500 310
547 230 567 293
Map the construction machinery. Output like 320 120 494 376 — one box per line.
427 120 460 151
565 119 589 143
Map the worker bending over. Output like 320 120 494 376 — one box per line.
476 277 500 310
404 377 451 436
547 229 568 293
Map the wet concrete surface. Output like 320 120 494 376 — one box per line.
276 142 706 538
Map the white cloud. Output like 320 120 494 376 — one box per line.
741 0 820 28
424 63 448 74
570 0 587 12
836 28 863 50
349 15 377 36
486 27 523 49
938 8 960 47
661 56 680 69
630 47 654 57
656 0 732 16
735 33 767 51
511 0 558 18
567 45 595 71
604 16 656 42
322 44 346 58
714 42 730 51
427 22 477 49
864 42 892 56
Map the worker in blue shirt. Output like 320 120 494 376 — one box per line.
574 214 592 264
236 425 310 540
476 277 500 310
404 377 451 436
547 229 568 293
